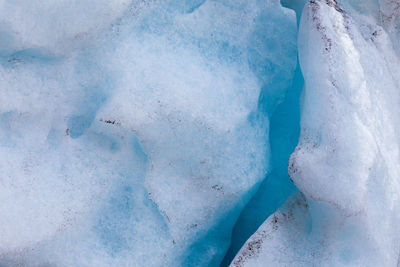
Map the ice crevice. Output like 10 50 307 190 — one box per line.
1 0 400 266
231 0 400 266
221 51 304 267
221 0 305 264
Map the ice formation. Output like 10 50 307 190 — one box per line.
1 0 399 266
0 0 297 266
232 0 400 266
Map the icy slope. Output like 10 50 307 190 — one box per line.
232 0 400 266
0 0 298 266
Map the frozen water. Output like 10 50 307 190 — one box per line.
3 0 399 266
0 0 298 266
222 54 303 267
232 0 400 266
0 0 131 54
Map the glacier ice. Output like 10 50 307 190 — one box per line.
2 0 400 266
222 48 303 267
0 0 299 266
232 0 400 266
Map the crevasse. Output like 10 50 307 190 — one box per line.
221 1 306 263
232 0 400 266
1 0 399 266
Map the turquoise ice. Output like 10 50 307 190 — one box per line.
1 0 399 266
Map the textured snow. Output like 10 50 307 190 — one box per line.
232 0 400 266
0 0 298 266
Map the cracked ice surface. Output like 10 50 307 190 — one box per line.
232 0 400 266
0 0 298 266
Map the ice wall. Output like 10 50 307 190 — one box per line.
232 0 400 266
0 0 298 266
